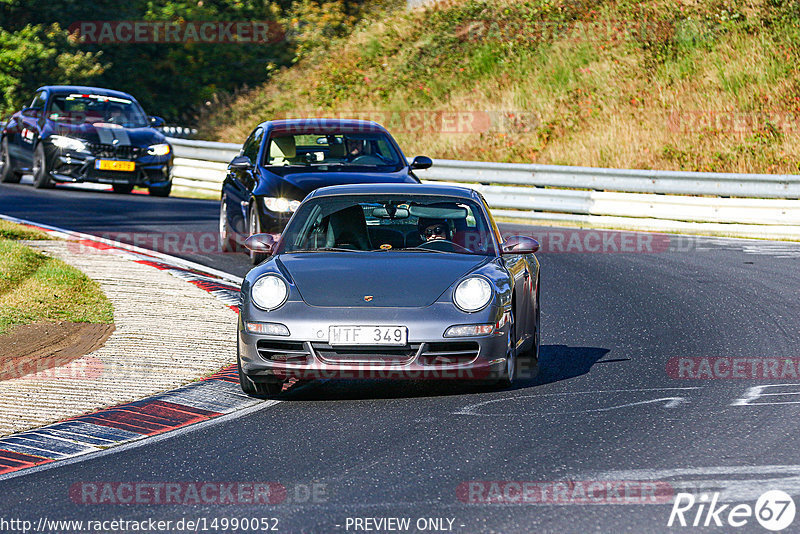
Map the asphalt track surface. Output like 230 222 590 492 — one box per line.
1 180 800 533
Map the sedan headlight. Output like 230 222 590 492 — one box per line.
251 275 289 310
50 135 87 152
147 143 171 156
453 277 493 312
263 197 301 213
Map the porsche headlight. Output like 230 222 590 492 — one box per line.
147 143 171 156
453 277 493 312
251 275 288 310
50 135 87 152
263 197 301 213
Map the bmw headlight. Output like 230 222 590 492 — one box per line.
453 277 493 312
263 197 301 213
50 135 87 152
147 143 171 156
251 275 289 310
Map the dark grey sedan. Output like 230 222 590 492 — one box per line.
237 183 540 396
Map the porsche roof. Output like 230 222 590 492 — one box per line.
309 183 478 199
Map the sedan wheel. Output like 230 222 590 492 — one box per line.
0 138 21 184
219 196 237 253
248 204 268 265
32 143 54 189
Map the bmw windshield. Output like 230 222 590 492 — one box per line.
278 194 497 256
48 93 149 128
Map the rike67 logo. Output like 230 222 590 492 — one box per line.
668 490 796 531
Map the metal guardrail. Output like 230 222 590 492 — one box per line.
166 137 800 238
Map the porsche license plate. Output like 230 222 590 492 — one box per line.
95 159 135 172
329 326 407 346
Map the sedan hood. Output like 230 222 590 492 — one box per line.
269 170 416 196
52 122 165 147
278 253 490 307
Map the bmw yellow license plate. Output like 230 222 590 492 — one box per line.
95 160 135 172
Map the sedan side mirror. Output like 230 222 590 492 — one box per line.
229 155 254 170
245 233 277 254
409 155 432 170
149 116 165 128
21 107 42 119
502 235 540 254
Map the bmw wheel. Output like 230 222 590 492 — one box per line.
0 138 22 184
32 143 54 189
148 182 172 197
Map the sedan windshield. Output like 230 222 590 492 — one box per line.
279 194 496 256
264 132 405 174
48 93 149 128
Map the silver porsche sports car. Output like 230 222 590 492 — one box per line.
237 183 540 396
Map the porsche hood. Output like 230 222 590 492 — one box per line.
277 253 490 308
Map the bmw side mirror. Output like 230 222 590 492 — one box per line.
21 107 42 119
502 236 540 254
409 155 432 170
229 155 254 171
149 116 165 128
245 233 277 254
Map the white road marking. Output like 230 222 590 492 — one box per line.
582 466 800 502
454 387 702 416
731 384 800 406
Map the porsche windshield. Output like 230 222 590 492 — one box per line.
264 132 405 174
48 93 149 128
280 194 496 256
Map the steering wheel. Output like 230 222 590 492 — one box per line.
350 155 386 165
416 239 471 253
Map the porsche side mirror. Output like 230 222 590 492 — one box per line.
21 107 42 119
502 235 540 254
229 155 253 171
409 155 432 170
245 233 277 254
149 116 166 128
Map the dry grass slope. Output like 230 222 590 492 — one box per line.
200 0 800 175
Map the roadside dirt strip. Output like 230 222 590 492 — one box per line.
0 216 259 477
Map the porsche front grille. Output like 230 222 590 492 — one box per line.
256 340 310 364
311 343 420 364
419 341 480 366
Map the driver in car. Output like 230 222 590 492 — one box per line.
419 219 450 242
345 138 368 160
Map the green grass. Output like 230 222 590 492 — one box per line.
0 222 114 335
0 219 49 241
